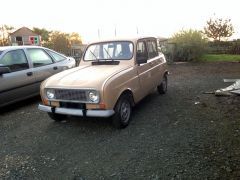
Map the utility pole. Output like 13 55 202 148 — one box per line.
136 26 139 35
98 28 100 39
114 27 117 37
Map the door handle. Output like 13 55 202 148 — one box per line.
27 72 33 76
53 66 58 70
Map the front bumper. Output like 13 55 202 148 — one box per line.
38 104 115 118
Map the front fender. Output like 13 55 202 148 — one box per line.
102 67 140 109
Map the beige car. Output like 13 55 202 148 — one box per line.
38 37 168 128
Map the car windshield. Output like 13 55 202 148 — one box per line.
84 41 133 61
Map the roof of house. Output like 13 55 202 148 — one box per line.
10 27 39 37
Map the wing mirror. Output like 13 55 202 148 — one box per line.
136 52 148 65
0 66 11 75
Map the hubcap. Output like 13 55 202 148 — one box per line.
120 100 131 123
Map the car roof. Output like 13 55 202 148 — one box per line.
88 36 157 44
0 45 46 51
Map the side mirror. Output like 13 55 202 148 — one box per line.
0 66 11 75
137 56 147 64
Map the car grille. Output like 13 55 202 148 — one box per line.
54 89 87 102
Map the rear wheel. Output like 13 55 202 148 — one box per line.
157 75 167 94
112 94 132 129
48 112 66 122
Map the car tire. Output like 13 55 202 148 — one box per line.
157 75 167 94
48 112 66 122
112 94 132 129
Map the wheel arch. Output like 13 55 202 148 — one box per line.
114 89 135 109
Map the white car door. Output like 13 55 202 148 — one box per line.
0 49 36 107
26 48 63 85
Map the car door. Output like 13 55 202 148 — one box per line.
146 39 165 88
26 48 63 85
135 40 154 97
0 49 36 107
45 49 74 70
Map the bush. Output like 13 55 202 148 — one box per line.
170 29 207 61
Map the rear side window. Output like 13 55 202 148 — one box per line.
147 40 158 59
46 50 66 62
0 49 29 72
27 49 53 67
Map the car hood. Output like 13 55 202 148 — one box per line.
44 64 132 89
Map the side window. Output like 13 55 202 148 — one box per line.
27 49 53 67
0 49 29 72
46 50 66 62
147 40 158 59
136 41 148 59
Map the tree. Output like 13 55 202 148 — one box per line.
170 29 207 61
69 32 82 46
204 17 234 41
32 27 51 45
46 31 71 54
0 25 14 46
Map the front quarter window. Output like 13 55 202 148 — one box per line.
84 41 133 61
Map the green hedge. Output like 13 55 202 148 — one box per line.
169 30 207 61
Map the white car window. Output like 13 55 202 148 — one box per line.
0 49 29 72
47 50 66 62
27 49 53 67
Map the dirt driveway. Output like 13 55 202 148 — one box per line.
0 62 240 179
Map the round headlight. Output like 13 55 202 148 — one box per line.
46 89 55 99
89 91 99 102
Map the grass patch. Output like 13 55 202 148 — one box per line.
200 54 240 62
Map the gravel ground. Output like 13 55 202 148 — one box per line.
0 62 240 179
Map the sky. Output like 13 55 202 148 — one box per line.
1 0 239 43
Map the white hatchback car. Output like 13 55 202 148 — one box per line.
0 46 76 107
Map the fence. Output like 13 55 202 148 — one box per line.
207 41 240 54
54 48 84 65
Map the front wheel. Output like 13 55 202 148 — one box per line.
48 112 66 122
157 75 168 94
112 94 132 129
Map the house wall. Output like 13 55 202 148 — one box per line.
10 35 41 46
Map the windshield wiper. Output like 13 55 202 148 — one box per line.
90 50 99 62
104 48 114 61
